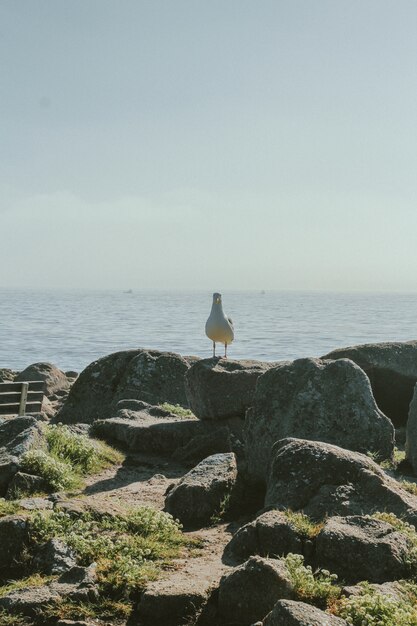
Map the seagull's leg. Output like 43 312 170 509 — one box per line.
213 341 216 358
224 342 227 358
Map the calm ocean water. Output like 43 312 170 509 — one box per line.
1 289 416 373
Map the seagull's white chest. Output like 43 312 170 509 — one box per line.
205 307 234 343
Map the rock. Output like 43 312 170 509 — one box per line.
33 538 77 574
57 349 195 424
405 385 417 474
93 405 243 456
245 358 394 483
262 599 347 625
6 471 47 498
137 578 210 626
218 556 294 625
224 510 304 564
0 416 45 496
0 368 17 383
265 438 417 525
185 357 278 420
173 425 242 465
323 341 417 427
165 453 238 527
0 564 98 617
0 515 28 573
57 621 91 626
19 497 53 511
342 580 408 601
15 362 70 398
315 515 411 584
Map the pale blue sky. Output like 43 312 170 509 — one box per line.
1 0 417 290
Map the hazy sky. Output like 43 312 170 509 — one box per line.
1 0 417 291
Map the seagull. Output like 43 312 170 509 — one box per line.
205 292 234 358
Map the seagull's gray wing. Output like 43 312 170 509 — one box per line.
227 317 234 328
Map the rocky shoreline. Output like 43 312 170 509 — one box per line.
2 342 417 625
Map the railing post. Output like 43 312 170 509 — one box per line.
18 382 29 416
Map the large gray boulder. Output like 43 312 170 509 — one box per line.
224 510 304 564
323 341 417 427
245 358 394 483
218 556 294 625
315 515 411 584
262 599 347 625
405 385 417 473
57 349 195 424
15 362 70 398
185 357 279 419
0 416 45 496
265 438 417 525
164 453 237 527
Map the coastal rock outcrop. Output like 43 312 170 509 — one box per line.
323 341 417 427
0 416 44 496
57 349 195 424
265 438 417 524
15 362 71 398
245 357 394 483
218 556 294 625
164 452 237 527
185 357 279 419
315 515 411 584
261 599 347 625
405 384 417 474
0 515 28 574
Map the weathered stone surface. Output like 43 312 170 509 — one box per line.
265 438 417 525
218 556 294 625
315 515 411 584
405 384 417 474
185 357 279 420
224 510 304 564
165 453 237 527
57 349 195 424
137 578 210 626
0 564 98 616
15 362 70 398
33 538 77 574
173 424 243 465
262 599 347 625
245 358 394 483
6 471 47 498
93 404 243 456
0 368 16 383
0 515 28 573
342 580 408 601
323 341 417 427
0 416 44 496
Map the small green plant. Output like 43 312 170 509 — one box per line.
29 506 190 597
0 574 52 598
334 581 417 625
210 492 232 525
282 510 324 538
379 447 406 470
20 449 78 491
159 403 194 418
0 609 32 626
282 553 340 609
42 598 132 623
401 480 417 496
0 499 20 517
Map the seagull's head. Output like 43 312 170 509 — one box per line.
212 292 222 305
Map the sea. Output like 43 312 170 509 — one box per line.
1 288 416 373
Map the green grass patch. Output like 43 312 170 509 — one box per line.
42 598 131 623
0 609 32 626
282 553 341 609
400 480 417 496
29 506 191 598
20 424 124 493
0 574 52 598
379 447 406 470
0 499 21 518
282 510 324 538
159 403 194 418
333 581 417 625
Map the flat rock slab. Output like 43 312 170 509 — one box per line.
245 357 394 483
265 438 417 525
323 340 417 427
165 453 237 527
315 515 411 584
185 358 280 419
262 599 347 625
